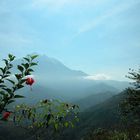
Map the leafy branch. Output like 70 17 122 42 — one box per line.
0 54 38 113
13 99 79 139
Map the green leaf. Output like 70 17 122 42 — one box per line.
23 63 29 69
25 71 31 76
6 79 15 85
30 62 37 67
0 91 5 96
7 99 15 104
6 71 11 74
17 65 24 72
54 123 58 130
0 67 4 73
64 122 69 128
20 79 26 84
0 67 6 74
17 84 24 89
3 59 8 65
14 95 25 98
27 69 34 72
3 67 7 74
8 54 13 59
0 85 6 88
31 55 38 60
23 57 30 62
0 79 4 83
3 95 9 101
8 64 13 69
3 75 9 78
15 74 22 80
75 117 79 122
8 54 15 61
2 88 12 93
69 122 74 128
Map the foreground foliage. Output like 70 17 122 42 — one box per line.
0 54 79 140
0 54 38 114
13 100 79 139
120 67 140 127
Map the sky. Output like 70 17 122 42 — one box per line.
0 0 140 81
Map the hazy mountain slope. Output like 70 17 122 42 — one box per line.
56 92 126 140
103 80 130 91
13 55 88 80
10 55 129 101
73 83 121 110
85 83 120 94
75 91 114 111
73 93 125 139
82 93 125 125
12 55 90 100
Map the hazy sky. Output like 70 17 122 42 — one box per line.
0 0 140 80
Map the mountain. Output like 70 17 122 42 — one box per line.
54 92 126 140
80 82 120 97
12 55 89 101
75 92 126 139
10 54 129 102
35 55 87 79
74 83 121 111
75 91 114 111
13 55 87 80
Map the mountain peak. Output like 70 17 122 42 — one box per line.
35 54 88 77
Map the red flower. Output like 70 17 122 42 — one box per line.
3 111 11 120
26 77 35 86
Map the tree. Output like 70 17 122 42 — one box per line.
120 67 140 130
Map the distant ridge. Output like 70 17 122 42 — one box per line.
11 54 129 102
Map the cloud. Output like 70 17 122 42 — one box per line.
31 0 76 10
0 33 32 45
77 0 140 34
31 0 107 11
84 74 111 80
